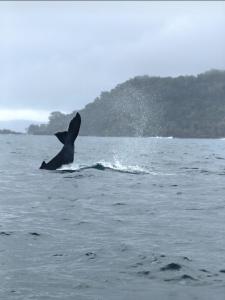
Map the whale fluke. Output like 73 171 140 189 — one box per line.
55 131 68 144
40 112 81 170
40 161 47 169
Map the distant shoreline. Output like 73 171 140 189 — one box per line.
0 129 23 135
2 132 225 139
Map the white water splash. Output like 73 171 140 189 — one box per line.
57 158 176 176
96 159 150 174
154 136 173 139
57 158 150 175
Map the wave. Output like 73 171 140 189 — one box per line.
57 160 150 175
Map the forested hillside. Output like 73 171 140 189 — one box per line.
27 70 225 138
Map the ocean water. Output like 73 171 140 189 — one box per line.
1 135 225 300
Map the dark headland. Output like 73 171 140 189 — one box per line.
27 70 225 138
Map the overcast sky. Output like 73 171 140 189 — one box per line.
0 1 225 123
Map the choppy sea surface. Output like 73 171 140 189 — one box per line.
1 135 225 300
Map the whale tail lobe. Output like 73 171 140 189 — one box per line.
55 131 68 144
40 161 47 169
55 113 81 145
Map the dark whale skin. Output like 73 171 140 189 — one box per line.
40 113 81 170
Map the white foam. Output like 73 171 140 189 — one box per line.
154 136 173 139
57 163 79 171
57 158 150 175
98 159 150 174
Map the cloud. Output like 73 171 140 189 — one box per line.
0 109 50 122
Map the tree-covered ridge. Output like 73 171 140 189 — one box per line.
27 70 225 138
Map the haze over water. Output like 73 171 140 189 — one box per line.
1 135 225 299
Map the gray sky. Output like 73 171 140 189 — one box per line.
0 1 225 123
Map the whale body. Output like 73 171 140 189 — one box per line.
40 112 81 170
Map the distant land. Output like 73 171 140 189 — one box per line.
0 120 41 133
27 70 225 138
0 129 22 135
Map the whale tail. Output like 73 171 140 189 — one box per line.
55 113 81 145
40 161 47 169
40 113 81 170
55 131 68 144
